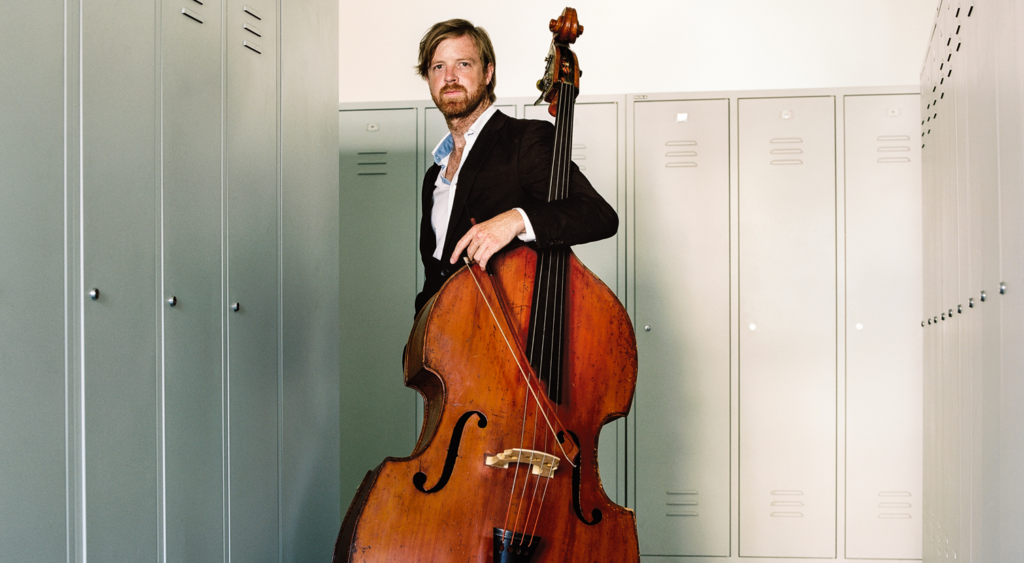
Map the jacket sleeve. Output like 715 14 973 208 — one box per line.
513 120 618 248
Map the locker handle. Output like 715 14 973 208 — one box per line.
231 302 241 312
88 288 100 300
168 296 178 307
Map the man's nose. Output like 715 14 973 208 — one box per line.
444 67 457 82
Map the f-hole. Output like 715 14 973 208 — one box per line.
413 410 487 493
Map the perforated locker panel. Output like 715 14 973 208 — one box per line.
633 99 730 556
160 1 225 559
737 96 836 558
524 101 623 504
339 108 419 509
81 1 159 559
844 94 923 560
0 2 67 560
226 1 280 558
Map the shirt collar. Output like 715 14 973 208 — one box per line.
431 104 499 166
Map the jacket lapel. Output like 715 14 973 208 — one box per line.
441 110 508 259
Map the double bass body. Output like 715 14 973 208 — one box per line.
334 247 640 562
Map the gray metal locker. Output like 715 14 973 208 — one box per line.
160 1 226 558
0 2 67 560
843 94 923 559
737 96 836 558
226 1 281 558
994 3 1024 561
939 18 962 559
633 99 731 556
339 108 420 509
80 1 160 559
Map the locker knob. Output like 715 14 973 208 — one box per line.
980 290 987 302
231 302 241 312
948 309 953 317
969 297 974 308
167 296 177 307
88 288 100 300
957 304 962 314
643 325 651 332
1000 282 1006 295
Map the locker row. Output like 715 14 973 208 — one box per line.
920 1 1024 562
339 87 923 560
0 0 340 561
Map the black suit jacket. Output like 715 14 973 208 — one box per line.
415 110 617 313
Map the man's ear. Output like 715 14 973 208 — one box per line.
486 63 494 85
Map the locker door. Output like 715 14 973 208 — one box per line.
843 94 923 559
738 96 836 558
634 99 730 556
524 101 624 503
160 1 225 558
225 1 281 559
80 1 160 559
339 108 419 509
0 2 67 560
995 4 1024 562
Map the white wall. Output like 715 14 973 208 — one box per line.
340 0 937 103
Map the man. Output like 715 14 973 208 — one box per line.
414 19 618 313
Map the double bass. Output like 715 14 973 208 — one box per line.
333 9 640 562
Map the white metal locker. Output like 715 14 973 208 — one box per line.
843 94 923 559
339 108 420 509
226 0 281 558
160 1 225 558
737 96 836 558
0 2 67 560
633 99 731 556
994 2 1024 560
80 1 160 559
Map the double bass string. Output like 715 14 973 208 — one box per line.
471 77 582 548
515 80 578 545
463 263 576 466
501 383 532 542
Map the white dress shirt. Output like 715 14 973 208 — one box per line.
430 105 536 260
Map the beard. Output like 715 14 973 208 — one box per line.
434 82 488 120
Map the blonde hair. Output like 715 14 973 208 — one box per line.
416 19 497 103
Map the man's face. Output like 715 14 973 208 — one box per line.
428 34 493 120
